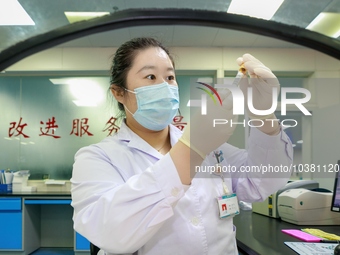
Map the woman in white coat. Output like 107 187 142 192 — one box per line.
71 37 293 255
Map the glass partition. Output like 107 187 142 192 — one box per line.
0 23 339 191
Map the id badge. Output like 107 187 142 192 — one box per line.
217 193 240 219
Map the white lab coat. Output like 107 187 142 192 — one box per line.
71 121 293 255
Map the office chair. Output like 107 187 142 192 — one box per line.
90 242 100 255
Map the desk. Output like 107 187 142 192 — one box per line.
234 210 340 255
4 193 339 254
0 192 90 255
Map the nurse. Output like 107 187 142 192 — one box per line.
71 37 293 255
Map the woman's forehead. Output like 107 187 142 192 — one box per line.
132 47 173 69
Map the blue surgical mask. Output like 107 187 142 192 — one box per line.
124 82 179 131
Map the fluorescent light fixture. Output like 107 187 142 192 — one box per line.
334 29 340 39
49 77 106 107
306 12 340 38
292 144 296 148
4 137 12 140
227 0 284 20
68 79 105 107
64 12 110 24
49 78 75 85
296 140 303 144
72 100 98 107
0 0 35 25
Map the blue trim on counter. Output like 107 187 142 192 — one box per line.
24 199 71 205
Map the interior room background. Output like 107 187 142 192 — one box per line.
0 27 339 190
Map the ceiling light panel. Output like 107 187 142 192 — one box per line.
0 0 35 25
228 0 284 20
64 12 110 24
306 12 340 38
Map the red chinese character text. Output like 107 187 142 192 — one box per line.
9 117 30 138
40 117 61 139
103 117 120 136
172 115 187 131
70 118 93 137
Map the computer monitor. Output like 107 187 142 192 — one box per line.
331 160 340 212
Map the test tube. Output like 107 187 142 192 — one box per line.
231 64 247 87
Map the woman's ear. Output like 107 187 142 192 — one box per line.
110 84 125 104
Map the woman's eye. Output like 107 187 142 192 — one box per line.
146 74 156 80
167 75 175 81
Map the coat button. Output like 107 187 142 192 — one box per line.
171 187 179 197
191 216 200 226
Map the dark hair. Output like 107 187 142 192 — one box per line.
110 37 174 112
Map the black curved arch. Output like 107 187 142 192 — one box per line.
0 8 340 71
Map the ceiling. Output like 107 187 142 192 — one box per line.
1 0 340 52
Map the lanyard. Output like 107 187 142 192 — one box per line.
213 150 229 195
213 150 240 219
